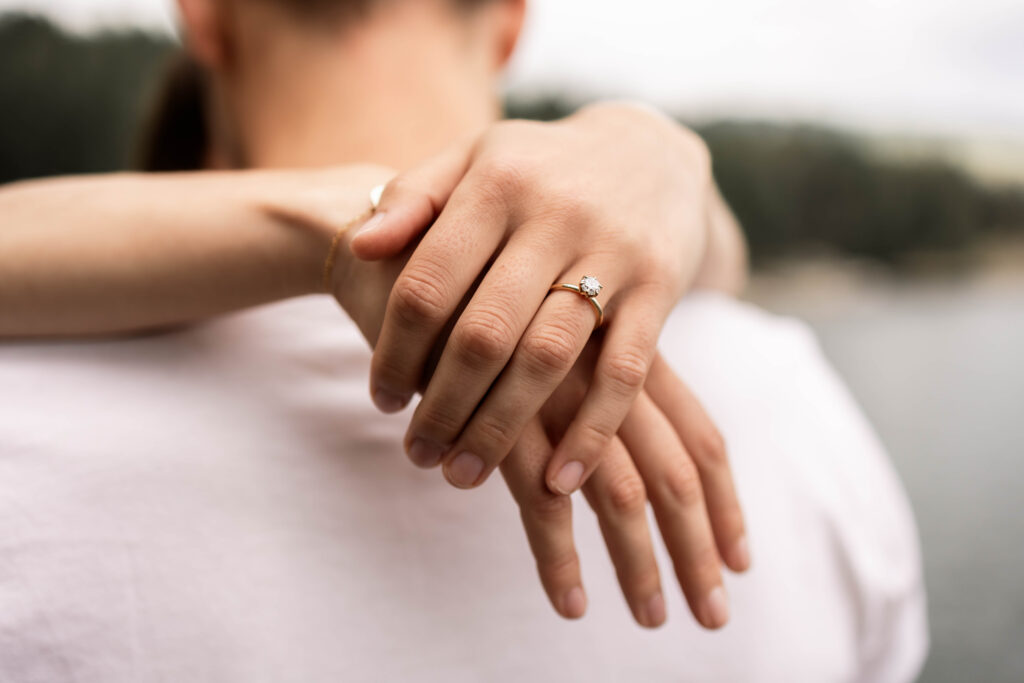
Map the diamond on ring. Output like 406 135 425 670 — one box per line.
580 276 603 298
369 184 385 209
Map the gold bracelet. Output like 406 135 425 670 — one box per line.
321 184 385 293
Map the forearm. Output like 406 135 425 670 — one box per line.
691 184 749 296
0 167 389 337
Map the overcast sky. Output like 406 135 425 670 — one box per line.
3 0 1023 140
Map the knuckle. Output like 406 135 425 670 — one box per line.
470 413 518 451
371 353 412 389
613 227 647 259
520 324 580 376
416 405 465 437
629 566 663 594
650 264 684 297
475 156 532 202
385 175 418 201
390 267 451 326
454 310 519 366
540 192 593 225
481 119 541 149
578 420 616 450
636 249 676 279
602 348 651 395
524 494 572 525
689 545 725 584
539 548 580 581
718 507 747 539
694 427 729 467
605 474 648 517
388 177 436 220
660 460 704 508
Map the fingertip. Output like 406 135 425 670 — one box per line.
442 451 486 489
371 386 410 414
638 593 667 629
724 535 752 574
407 437 446 469
350 202 429 261
548 460 586 496
561 586 588 620
349 211 393 261
699 586 730 630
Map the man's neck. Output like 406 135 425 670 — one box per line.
222 9 500 171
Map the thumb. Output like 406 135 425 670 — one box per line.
349 139 474 261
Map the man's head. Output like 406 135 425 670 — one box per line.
176 0 525 81
160 0 526 170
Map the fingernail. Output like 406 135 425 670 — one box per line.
702 586 730 629
446 452 485 488
408 438 446 469
552 461 585 495
727 536 751 572
562 586 587 619
371 387 408 414
354 211 387 238
642 593 667 628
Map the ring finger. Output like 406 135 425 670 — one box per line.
438 259 629 488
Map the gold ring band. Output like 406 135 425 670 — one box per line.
549 276 605 329
321 184 386 293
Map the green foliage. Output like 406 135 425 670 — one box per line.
1 14 1021 263
508 97 1024 262
0 14 174 183
700 122 1004 261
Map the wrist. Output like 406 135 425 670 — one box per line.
249 164 397 297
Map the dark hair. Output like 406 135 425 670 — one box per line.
136 0 493 171
136 53 207 172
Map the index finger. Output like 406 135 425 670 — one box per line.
545 286 672 495
367 165 512 414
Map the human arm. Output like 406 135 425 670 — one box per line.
0 149 748 630
0 165 392 337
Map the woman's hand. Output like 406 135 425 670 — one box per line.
350 102 745 497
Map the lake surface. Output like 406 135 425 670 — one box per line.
749 263 1024 683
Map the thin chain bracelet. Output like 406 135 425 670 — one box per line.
320 184 385 293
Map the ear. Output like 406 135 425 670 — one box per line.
176 0 229 69
492 0 527 69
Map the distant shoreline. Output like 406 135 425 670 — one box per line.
746 234 1024 311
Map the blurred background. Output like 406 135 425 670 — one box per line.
0 0 1021 680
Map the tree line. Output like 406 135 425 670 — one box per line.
3 13 1021 263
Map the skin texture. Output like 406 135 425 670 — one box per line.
0 0 751 628
352 105 746 501
0 167 392 336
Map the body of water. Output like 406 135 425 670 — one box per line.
749 262 1024 683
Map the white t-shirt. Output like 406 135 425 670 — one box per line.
0 293 926 682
